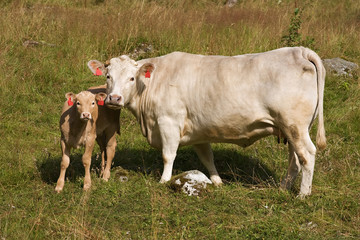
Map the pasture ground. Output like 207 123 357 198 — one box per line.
0 0 359 239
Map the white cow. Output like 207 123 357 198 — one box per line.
88 47 326 197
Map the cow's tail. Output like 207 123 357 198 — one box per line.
302 47 326 150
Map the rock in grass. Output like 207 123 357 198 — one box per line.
23 39 56 48
323 58 358 77
114 166 129 182
170 170 212 196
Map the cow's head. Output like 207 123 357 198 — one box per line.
66 91 106 121
87 56 154 109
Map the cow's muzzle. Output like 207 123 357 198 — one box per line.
106 94 123 109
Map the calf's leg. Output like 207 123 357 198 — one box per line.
82 139 96 190
96 134 106 178
102 130 117 181
193 143 223 186
55 140 71 193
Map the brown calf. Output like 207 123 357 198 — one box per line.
55 86 120 192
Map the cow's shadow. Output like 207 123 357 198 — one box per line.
37 145 279 188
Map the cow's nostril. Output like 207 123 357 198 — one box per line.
109 94 122 103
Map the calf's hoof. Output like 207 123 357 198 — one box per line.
55 181 64 193
55 186 63 193
83 183 91 191
102 171 111 182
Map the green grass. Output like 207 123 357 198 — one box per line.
1 0 360 239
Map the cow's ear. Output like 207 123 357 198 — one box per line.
95 93 107 106
87 60 106 76
139 63 155 79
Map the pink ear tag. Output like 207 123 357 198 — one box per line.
68 98 74 106
145 70 151 78
98 97 104 106
95 68 102 76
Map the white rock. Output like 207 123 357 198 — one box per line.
170 170 212 196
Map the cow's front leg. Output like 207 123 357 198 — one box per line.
193 143 223 186
158 117 180 183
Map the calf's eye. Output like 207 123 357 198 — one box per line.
130 77 135 81
77 102 80 106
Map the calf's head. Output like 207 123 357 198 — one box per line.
88 56 154 109
66 91 107 121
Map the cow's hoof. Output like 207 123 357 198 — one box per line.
159 178 169 184
210 175 223 186
296 193 309 200
280 178 293 190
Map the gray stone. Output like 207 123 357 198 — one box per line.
114 166 129 182
323 58 358 77
170 170 212 196
129 43 154 59
225 0 237 8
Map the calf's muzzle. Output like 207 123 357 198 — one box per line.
80 112 91 120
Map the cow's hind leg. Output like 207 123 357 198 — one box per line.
280 143 301 190
285 126 316 198
193 143 223 186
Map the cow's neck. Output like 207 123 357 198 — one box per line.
127 93 148 137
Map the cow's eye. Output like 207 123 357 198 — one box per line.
76 101 80 105
106 74 110 79
130 77 135 81
92 101 95 105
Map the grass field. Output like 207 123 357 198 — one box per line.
0 0 359 239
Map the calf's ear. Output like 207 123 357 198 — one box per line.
65 92 75 100
87 60 106 76
65 92 76 106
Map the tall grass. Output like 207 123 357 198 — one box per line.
0 0 359 239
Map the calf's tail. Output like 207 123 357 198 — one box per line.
302 47 326 150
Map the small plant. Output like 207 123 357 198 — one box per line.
281 8 315 48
